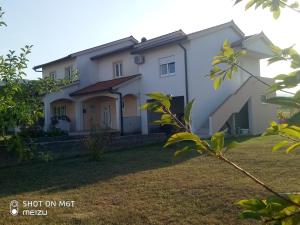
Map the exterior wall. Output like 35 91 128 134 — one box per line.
248 78 277 135
40 25 276 136
42 59 76 79
138 45 186 134
123 94 138 117
243 37 274 58
186 27 250 134
96 51 138 82
76 40 136 87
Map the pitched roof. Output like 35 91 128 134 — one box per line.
69 74 141 96
131 30 187 54
33 36 138 70
187 21 245 40
231 34 256 48
90 45 133 61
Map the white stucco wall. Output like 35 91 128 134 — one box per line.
186 27 246 133
95 51 138 82
42 59 76 79
137 45 186 134
40 24 276 135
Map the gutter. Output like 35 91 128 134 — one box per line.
178 43 189 104
109 90 124 136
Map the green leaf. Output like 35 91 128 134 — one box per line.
288 194 300 204
266 97 300 109
234 0 243 5
282 128 300 139
164 132 204 149
239 210 261 220
141 102 159 111
245 0 256 10
225 70 233 80
272 140 290 152
211 132 225 153
285 142 300 153
237 199 266 211
273 9 280 19
213 77 222 90
274 74 288 80
268 56 286 65
212 59 221 66
183 99 195 127
153 114 173 125
173 146 194 159
289 2 299 9
146 92 171 109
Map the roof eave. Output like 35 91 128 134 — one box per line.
33 55 74 71
131 36 187 54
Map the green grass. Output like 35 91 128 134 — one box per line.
0 135 299 225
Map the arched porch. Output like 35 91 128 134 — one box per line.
82 96 118 131
50 99 76 132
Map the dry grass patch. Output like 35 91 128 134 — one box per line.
0 135 299 225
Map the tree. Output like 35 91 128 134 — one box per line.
143 1 300 224
0 7 77 161
0 7 77 136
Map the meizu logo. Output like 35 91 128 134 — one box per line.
10 200 18 216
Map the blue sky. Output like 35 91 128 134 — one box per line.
1 0 299 84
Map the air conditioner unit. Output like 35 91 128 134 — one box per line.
134 55 145 64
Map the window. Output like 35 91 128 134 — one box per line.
64 66 73 79
53 105 67 116
113 62 123 78
261 95 268 104
159 56 175 77
49 71 56 79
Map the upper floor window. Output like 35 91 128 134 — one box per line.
64 66 73 79
113 61 123 78
261 95 268 104
159 56 175 77
49 71 56 79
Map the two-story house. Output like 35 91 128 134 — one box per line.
33 21 277 136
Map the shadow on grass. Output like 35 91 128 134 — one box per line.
0 143 199 198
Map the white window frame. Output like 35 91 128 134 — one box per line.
113 61 123 78
159 56 175 77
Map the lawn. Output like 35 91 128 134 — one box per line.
0 135 299 225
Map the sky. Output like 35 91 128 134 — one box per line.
0 0 299 92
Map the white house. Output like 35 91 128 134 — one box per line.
33 21 277 136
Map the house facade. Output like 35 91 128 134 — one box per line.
33 21 277 136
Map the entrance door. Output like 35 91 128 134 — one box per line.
101 103 112 128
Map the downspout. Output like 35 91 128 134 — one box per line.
110 90 124 136
178 43 189 104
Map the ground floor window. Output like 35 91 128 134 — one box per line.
53 105 67 116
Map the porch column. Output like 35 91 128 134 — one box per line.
75 101 83 131
115 97 121 131
232 113 237 136
141 96 149 135
44 101 51 132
